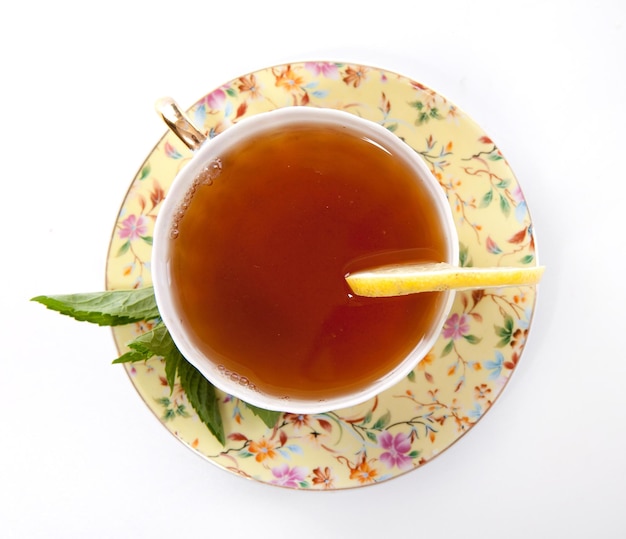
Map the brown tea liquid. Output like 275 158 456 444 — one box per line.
169 122 448 401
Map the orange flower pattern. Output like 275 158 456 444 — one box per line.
107 62 539 490
312 467 335 489
342 65 368 87
248 438 277 463
348 455 378 484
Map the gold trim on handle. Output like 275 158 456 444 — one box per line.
155 97 206 151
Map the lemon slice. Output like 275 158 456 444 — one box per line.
345 262 545 297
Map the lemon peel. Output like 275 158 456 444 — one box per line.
345 262 544 297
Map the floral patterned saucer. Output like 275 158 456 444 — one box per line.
106 62 538 490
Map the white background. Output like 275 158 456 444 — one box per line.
2 1 625 537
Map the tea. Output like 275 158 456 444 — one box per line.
167 121 448 401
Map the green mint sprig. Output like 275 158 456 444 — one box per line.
31 287 281 445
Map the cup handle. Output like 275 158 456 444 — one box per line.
155 97 206 151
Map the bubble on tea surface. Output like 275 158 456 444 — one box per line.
169 160 222 240
197 158 223 186
217 364 258 392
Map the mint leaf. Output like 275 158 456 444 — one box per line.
113 323 182 391
34 284 282 446
114 348 152 364
164 349 182 393
116 322 175 358
244 403 282 429
31 286 159 326
177 359 225 445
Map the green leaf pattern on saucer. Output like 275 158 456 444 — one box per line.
106 62 538 490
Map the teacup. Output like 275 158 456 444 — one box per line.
152 100 458 413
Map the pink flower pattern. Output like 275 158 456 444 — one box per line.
378 431 413 470
203 88 226 111
305 62 339 78
270 464 308 488
118 215 147 241
442 313 470 340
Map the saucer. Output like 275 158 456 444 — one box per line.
106 62 539 490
